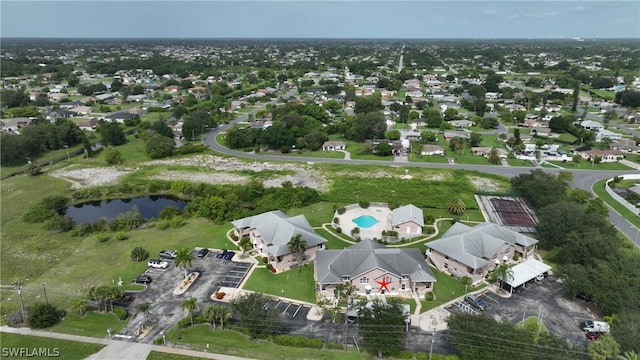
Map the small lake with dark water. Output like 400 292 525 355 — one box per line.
61 195 187 225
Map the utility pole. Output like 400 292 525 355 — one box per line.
42 281 49 305
16 281 26 324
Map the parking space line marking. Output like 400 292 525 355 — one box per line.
482 294 500 304
292 304 302 317
273 300 281 310
283 302 292 315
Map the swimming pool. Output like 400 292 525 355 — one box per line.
352 215 379 228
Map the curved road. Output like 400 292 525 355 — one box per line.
204 91 639 247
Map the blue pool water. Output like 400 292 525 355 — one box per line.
352 215 379 228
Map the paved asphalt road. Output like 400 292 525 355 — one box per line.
203 89 639 247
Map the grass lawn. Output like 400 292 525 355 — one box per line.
235 106 257 114
546 160 633 170
283 150 346 159
517 316 548 335
146 352 204 360
314 227 355 250
49 311 128 338
421 269 484 311
243 265 316 304
165 325 372 360
506 157 535 167
592 179 640 229
0 167 234 311
556 132 578 144
0 333 105 360
286 202 337 227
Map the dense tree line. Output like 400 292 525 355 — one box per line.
180 180 319 224
0 119 88 165
511 170 640 354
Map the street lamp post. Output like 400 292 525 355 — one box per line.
42 281 49 305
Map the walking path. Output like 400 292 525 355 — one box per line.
0 326 253 360
338 149 351 160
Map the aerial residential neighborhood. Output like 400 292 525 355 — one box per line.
1 1 640 360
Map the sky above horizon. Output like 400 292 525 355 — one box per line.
1 1 639 39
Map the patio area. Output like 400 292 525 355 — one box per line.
334 203 392 240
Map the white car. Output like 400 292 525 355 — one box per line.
148 259 169 269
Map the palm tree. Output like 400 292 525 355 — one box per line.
239 236 252 254
447 199 466 216
71 298 87 317
488 147 500 165
287 234 307 273
215 306 232 330
175 247 193 279
182 297 198 326
496 264 514 292
202 304 217 329
617 351 639 360
134 302 151 319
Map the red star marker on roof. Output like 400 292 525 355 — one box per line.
375 277 391 293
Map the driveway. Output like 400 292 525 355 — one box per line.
481 275 595 349
121 250 253 343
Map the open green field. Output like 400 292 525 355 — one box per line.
49 311 128 338
146 352 205 360
166 325 372 360
0 333 105 360
243 264 317 303
546 160 633 170
281 149 346 159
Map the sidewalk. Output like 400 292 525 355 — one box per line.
0 326 253 360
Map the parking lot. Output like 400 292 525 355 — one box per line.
481 275 595 348
265 299 311 320
121 248 254 343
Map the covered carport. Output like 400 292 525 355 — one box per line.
502 259 551 294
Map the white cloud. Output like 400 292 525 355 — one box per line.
509 11 556 19
574 6 586 12
482 9 497 15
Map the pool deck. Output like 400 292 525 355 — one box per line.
338 205 392 240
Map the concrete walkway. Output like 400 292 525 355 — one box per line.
338 150 351 160
0 326 253 360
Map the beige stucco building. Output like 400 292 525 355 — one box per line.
315 240 436 299
425 222 538 285
231 211 327 272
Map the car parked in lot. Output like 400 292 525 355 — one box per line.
223 251 235 261
132 275 152 284
148 259 169 269
159 250 177 259
464 294 486 311
216 249 227 259
197 248 210 258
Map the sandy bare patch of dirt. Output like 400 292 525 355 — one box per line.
50 166 133 189
468 176 502 192
144 155 331 191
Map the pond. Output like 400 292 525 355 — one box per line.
61 195 187 225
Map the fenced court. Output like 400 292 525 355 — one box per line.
477 196 538 233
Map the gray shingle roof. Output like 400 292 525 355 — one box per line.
316 240 436 285
231 211 326 257
391 204 424 227
425 222 538 270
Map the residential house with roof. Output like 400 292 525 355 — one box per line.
231 210 327 272
595 129 622 143
425 222 538 285
421 144 445 156
580 120 604 131
315 240 436 298
321 141 346 151
610 139 640 153
575 148 625 163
